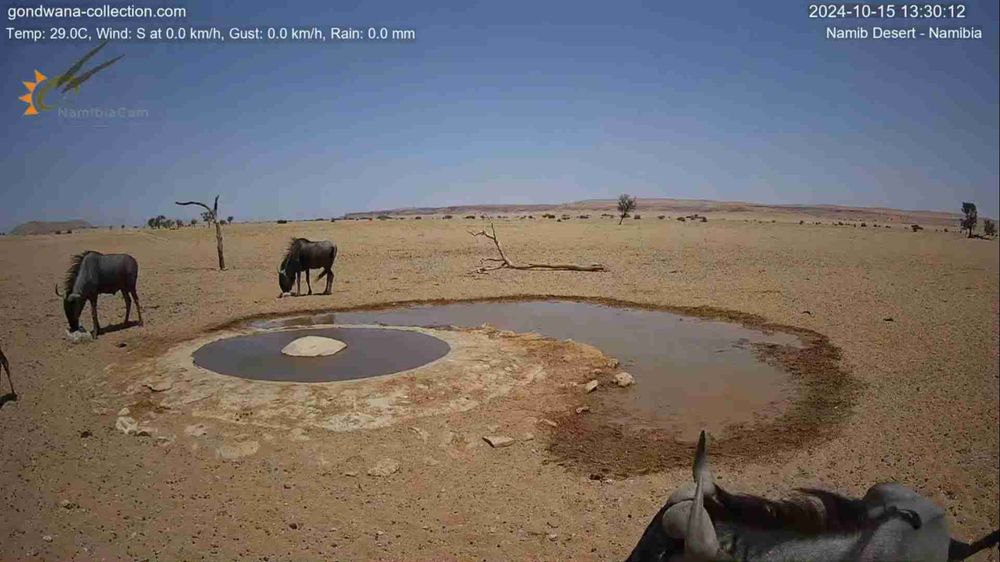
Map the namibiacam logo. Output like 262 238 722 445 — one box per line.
19 41 123 116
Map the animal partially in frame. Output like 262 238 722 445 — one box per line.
0 342 13 398
626 431 999 562
278 238 338 297
55 251 144 339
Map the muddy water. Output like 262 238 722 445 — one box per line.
192 327 450 383
253 300 801 434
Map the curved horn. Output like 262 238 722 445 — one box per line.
55 283 64 298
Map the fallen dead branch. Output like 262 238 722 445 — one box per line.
468 223 606 273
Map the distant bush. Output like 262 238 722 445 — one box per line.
911 224 922 232
984 219 996 237
658 215 665 220
633 214 641 219
377 215 391 220
961 202 978 238
414 216 422 220
465 215 476 219
277 219 288 224
677 217 686 222
442 215 453 219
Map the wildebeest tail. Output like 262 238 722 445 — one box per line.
949 529 1000 561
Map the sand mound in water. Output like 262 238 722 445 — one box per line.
280 336 347 357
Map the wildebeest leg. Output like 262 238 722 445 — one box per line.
0 346 12 395
305 270 312 295
90 297 101 337
296 272 302 296
323 268 333 295
123 291 132 325
131 290 144 325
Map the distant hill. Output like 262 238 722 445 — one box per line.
343 198 966 227
10 220 93 235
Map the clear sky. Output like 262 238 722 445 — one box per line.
1 1 997 230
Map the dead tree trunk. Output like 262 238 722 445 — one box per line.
469 223 605 273
176 195 226 270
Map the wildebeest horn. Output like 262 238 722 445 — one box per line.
54 283 64 298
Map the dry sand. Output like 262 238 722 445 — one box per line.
0 213 997 561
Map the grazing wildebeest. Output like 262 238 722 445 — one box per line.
55 251 143 338
626 431 999 562
0 343 12 396
278 238 337 297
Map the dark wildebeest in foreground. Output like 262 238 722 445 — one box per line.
55 251 143 338
278 238 338 297
626 431 999 562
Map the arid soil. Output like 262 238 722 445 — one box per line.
1 215 997 561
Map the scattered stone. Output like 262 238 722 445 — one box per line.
216 440 260 460
42 535 53 543
613 372 635 387
547 533 558 541
583 380 599 393
409 427 429 442
575 406 590 414
66 329 93 343
116 342 127 348
883 317 894 322
343 471 359 477
184 424 208 437
59 499 78 510
117 407 130 416
79 430 92 438
143 380 172 392
281 336 347 357
483 435 515 448
288 522 298 530
539 419 558 428
367 458 400 477
523 433 535 441
115 416 139 435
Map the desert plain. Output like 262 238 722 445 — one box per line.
0 207 997 561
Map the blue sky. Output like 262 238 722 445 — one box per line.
1 1 997 229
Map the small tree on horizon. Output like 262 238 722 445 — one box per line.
176 195 227 270
617 194 637 225
961 202 978 238
984 219 996 238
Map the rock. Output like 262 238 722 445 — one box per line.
583 380 599 393
115 416 139 435
343 471 359 477
143 381 172 392
409 427 429 442
289 428 310 442
216 440 260 460
184 424 208 437
547 533 558 541
116 342 127 348
539 419 558 428
288 522 298 530
367 458 400 477
42 535 53 543
66 329 94 343
281 336 347 357
117 407 130 416
483 435 515 448
575 406 590 414
79 430 92 438
59 499 78 510
613 372 635 387
523 433 535 441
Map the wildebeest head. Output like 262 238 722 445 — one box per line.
55 284 85 332
278 257 294 294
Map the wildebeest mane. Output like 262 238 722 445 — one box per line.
63 251 102 295
708 485 871 535
283 238 313 264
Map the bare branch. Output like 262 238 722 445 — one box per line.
468 222 605 274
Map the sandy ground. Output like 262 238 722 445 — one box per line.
1 214 997 561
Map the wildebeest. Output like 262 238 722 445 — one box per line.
278 238 338 297
55 251 143 338
626 431 999 561
0 343 12 396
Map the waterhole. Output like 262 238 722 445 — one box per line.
249 300 803 434
192 327 450 383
